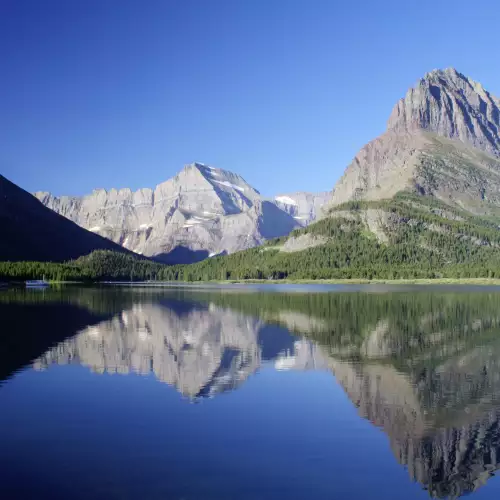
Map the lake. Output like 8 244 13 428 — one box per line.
2 285 500 499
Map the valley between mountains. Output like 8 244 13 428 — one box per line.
2 67 500 281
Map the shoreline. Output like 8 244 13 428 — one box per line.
4 278 500 287
96 278 500 286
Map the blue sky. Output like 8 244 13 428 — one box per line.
1 0 500 197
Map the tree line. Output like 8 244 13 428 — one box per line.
2 193 500 282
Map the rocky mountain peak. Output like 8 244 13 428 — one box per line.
34 162 302 263
328 69 500 210
387 67 500 156
175 162 260 200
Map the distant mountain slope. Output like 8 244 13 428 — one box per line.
328 68 500 213
160 192 500 280
0 175 129 262
273 191 330 225
36 162 301 264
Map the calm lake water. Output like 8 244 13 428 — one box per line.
2 285 500 499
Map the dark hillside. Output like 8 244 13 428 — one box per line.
0 175 130 262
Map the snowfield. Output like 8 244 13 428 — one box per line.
275 196 297 206
212 179 246 192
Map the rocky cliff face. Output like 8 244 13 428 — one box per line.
36 163 309 263
273 191 330 225
328 69 500 214
388 68 500 155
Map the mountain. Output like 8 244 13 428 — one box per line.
328 68 500 213
0 174 129 262
273 191 330 225
16 67 500 276
388 67 500 154
36 163 305 264
167 69 500 280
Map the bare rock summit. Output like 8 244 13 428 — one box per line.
388 68 500 155
36 163 306 263
328 69 500 214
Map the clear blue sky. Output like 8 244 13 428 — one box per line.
1 0 500 197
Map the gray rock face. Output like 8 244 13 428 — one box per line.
273 192 331 226
36 163 300 263
280 233 328 253
328 69 500 214
388 68 500 156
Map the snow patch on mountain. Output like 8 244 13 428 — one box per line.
34 162 321 264
212 179 246 192
275 196 298 206
273 192 331 226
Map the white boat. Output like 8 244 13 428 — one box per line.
25 279 49 288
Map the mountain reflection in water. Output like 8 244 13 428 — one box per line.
33 300 327 399
3 286 500 498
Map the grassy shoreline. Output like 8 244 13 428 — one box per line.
201 278 500 285
5 278 500 287
98 278 500 286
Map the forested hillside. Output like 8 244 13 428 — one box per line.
155 192 500 280
3 192 500 281
0 251 164 282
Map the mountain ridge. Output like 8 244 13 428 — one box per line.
35 162 327 263
6 67 500 272
148 68 500 281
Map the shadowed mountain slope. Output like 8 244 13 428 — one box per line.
0 175 130 262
